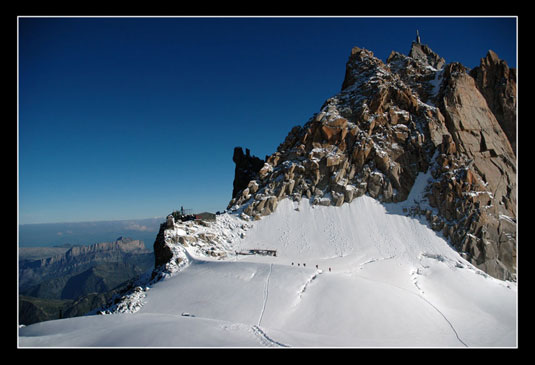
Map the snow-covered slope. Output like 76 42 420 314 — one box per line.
18 181 516 348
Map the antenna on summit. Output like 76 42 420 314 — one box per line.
416 29 421 44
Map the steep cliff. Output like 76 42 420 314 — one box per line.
231 147 265 200
470 50 517 154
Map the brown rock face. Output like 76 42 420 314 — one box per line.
470 50 517 154
432 62 517 280
228 42 517 281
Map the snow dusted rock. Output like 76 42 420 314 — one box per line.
408 41 446 70
431 61 516 280
99 212 253 315
166 214 175 228
230 43 439 216
228 40 516 281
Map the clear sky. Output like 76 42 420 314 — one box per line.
18 16 517 224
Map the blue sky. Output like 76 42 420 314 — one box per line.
18 16 517 224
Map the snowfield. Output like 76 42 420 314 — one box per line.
19 189 517 348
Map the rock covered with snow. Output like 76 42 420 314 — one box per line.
98 211 253 314
228 41 516 281
408 41 446 70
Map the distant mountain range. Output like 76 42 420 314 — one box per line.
19 245 75 261
19 217 162 249
19 237 154 325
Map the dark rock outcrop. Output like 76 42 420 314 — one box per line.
153 222 173 269
230 147 265 200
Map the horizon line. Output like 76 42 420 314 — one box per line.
18 216 166 226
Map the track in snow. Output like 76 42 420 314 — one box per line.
257 263 273 327
253 263 291 348
251 325 289 348
416 294 468 347
353 267 469 347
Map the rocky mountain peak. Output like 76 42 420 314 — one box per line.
64 238 146 258
469 50 517 154
225 39 516 281
228 43 443 214
408 41 446 70
481 49 502 66
341 46 387 90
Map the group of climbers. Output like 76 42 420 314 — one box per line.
291 262 331 272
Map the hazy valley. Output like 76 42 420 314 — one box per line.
18 237 154 325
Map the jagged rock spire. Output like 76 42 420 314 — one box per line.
469 50 517 154
409 40 445 70
231 147 264 200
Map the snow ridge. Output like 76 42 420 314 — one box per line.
98 213 251 315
